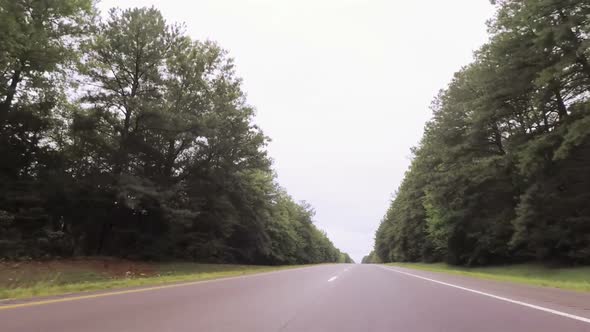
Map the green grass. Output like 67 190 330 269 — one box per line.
0 260 302 300
387 262 590 292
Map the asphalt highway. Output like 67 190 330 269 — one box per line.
2 264 590 331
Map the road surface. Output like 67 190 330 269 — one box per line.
2 264 590 331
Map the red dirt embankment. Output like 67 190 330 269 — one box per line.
0 257 159 289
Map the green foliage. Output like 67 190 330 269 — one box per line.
372 0 590 266
0 3 349 265
338 253 354 264
361 251 381 264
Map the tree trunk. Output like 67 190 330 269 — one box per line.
575 55 590 82
492 123 505 155
2 69 21 113
557 10 590 82
96 221 112 255
164 139 176 178
554 88 568 122
113 109 131 175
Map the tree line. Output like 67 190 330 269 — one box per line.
361 251 380 264
368 0 590 266
0 0 353 265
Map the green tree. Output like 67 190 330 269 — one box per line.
0 3 350 264
373 0 590 266
0 0 93 258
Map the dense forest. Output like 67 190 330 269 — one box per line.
368 0 590 266
0 0 353 265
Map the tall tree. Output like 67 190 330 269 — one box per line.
373 0 590 266
0 0 93 258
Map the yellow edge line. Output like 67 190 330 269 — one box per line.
0 266 311 311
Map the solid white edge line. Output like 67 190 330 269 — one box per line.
377 265 590 324
328 276 338 282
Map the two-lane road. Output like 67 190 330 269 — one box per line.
2 264 590 331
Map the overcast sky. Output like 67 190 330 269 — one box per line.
99 0 496 263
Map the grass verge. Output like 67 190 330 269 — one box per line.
0 259 302 300
387 262 590 293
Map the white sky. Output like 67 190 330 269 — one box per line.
99 0 496 263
